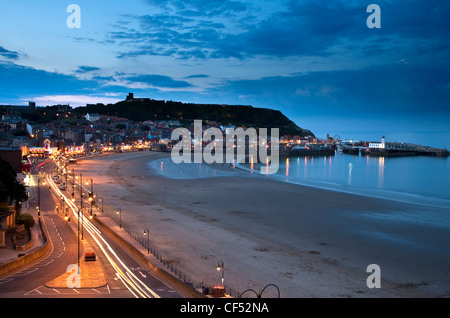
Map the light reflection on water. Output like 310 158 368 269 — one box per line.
150 152 450 208
241 152 450 206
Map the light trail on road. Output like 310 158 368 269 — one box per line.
46 173 160 298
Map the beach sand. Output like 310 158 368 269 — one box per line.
71 151 450 298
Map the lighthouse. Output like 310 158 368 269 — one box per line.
369 136 386 149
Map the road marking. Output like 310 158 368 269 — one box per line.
0 278 14 285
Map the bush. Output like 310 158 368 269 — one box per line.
17 213 35 230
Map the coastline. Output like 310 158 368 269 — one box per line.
73 151 450 297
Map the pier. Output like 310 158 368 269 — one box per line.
344 143 449 157
281 147 335 158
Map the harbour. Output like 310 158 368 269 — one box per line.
337 136 449 158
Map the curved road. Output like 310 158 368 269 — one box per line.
0 161 186 298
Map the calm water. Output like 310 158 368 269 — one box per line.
239 152 450 208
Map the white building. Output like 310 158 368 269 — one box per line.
369 136 386 149
85 113 100 122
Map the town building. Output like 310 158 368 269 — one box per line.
369 136 386 149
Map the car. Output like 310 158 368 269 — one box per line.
59 184 66 190
84 251 96 261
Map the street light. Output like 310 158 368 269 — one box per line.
89 178 93 218
143 229 150 253
99 196 104 213
116 209 122 228
37 177 41 217
71 169 75 198
217 261 224 285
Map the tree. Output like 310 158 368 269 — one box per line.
0 158 28 213
115 123 127 130
17 213 35 230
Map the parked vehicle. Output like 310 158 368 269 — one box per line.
84 251 96 261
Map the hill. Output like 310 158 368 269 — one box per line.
73 97 314 137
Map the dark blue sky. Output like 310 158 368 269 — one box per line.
0 1 449 147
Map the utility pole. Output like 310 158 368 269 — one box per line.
37 177 41 218
89 178 93 217
80 173 84 240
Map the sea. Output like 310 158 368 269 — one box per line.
151 149 450 208
241 129 450 208
150 129 450 209
238 152 450 209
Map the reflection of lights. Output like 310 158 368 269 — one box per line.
286 158 289 177
348 163 353 185
378 157 385 186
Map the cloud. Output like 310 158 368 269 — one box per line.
0 46 19 60
0 62 94 98
144 0 248 16
213 61 450 118
125 74 194 88
28 95 122 107
185 74 209 78
75 66 101 73
0 61 132 103
111 0 450 66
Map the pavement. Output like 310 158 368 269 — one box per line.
45 258 107 289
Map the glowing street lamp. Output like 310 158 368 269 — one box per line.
144 229 150 253
116 209 122 228
217 261 224 285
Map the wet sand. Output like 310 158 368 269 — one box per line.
72 151 450 297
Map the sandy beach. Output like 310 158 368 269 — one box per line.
71 151 450 298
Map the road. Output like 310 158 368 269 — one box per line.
0 160 186 298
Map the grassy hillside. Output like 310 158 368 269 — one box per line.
73 99 314 137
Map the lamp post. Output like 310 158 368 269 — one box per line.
64 205 70 221
71 169 75 199
80 173 83 195
144 229 150 253
217 261 224 285
77 207 81 268
99 196 104 213
37 177 41 218
89 178 93 218
117 209 122 228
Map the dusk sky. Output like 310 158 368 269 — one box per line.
0 1 449 147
